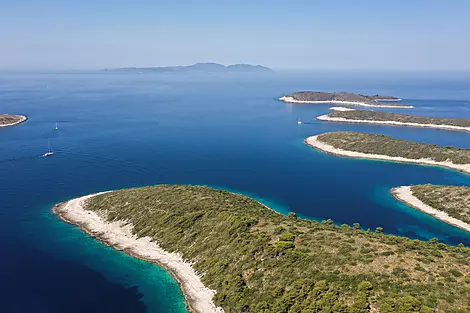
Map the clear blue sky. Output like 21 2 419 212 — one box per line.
2 0 469 70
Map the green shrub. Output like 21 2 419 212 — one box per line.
449 269 463 277
357 281 373 295
288 212 297 219
279 232 295 242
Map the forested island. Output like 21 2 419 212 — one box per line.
104 63 273 73
0 114 27 127
393 185 470 232
305 132 470 174
54 185 470 313
318 110 470 132
280 92 412 108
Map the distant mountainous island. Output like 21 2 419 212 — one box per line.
105 62 273 73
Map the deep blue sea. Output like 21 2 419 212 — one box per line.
1 70 469 312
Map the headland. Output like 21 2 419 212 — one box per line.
318 110 470 132
280 92 413 108
305 132 470 174
53 184 470 312
392 185 470 232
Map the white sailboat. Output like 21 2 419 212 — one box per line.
42 140 54 157
297 118 302 124
55 122 59 130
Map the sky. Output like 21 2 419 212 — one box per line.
1 0 469 70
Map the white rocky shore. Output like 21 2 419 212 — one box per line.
316 114 470 132
54 193 224 313
0 114 27 127
279 96 413 108
304 135 470 175
392 186 470 232
329 107 356 112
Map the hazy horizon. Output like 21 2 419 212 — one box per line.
2 0 469 71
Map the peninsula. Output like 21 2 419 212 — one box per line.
0 114 27 127
54 185 470 312
392 185 470 232
280 92 413 108
104 63 273 73
318 109 470 132
305 132 470 174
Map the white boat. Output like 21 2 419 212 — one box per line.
42 140 54 157
55 122 58 130
297 118 302 124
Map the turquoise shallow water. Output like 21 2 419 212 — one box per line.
1 71 469 312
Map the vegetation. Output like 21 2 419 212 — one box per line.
0 114 26 126
327 110 470 128
86 185 470 312
287 92 408 107
317 131 470 164
411 184 470 225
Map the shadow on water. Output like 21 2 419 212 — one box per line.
0 239 147 313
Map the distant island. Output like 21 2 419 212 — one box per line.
392 185 470 232
305 131 470 174
0 114 27 127
317 109 470 132
104 62 273 73
53 184 470 313
280 91 412 108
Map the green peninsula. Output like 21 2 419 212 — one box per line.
319 110 470 132
58 185 470 312
306 132 470 174
411 185 470 225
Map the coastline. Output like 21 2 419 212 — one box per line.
391 186 470 233
328 107 356 112
373 98 402 102
0 115 28 127
304 135 470 175
316 115 470 132
279 96 413 108
53 193 224 313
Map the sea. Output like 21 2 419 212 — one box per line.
1 70 469 312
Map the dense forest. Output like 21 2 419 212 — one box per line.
86 185 470 313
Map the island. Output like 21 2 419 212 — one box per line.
392 185 470 232
305 132 470 174
317 109 470 132
367 95 402 101
53 184 470 313
280 92 413 108
104 63 273 73
0 114 27 127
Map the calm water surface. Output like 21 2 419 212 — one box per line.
1 71 469 312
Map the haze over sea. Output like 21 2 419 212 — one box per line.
1 70 469 312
